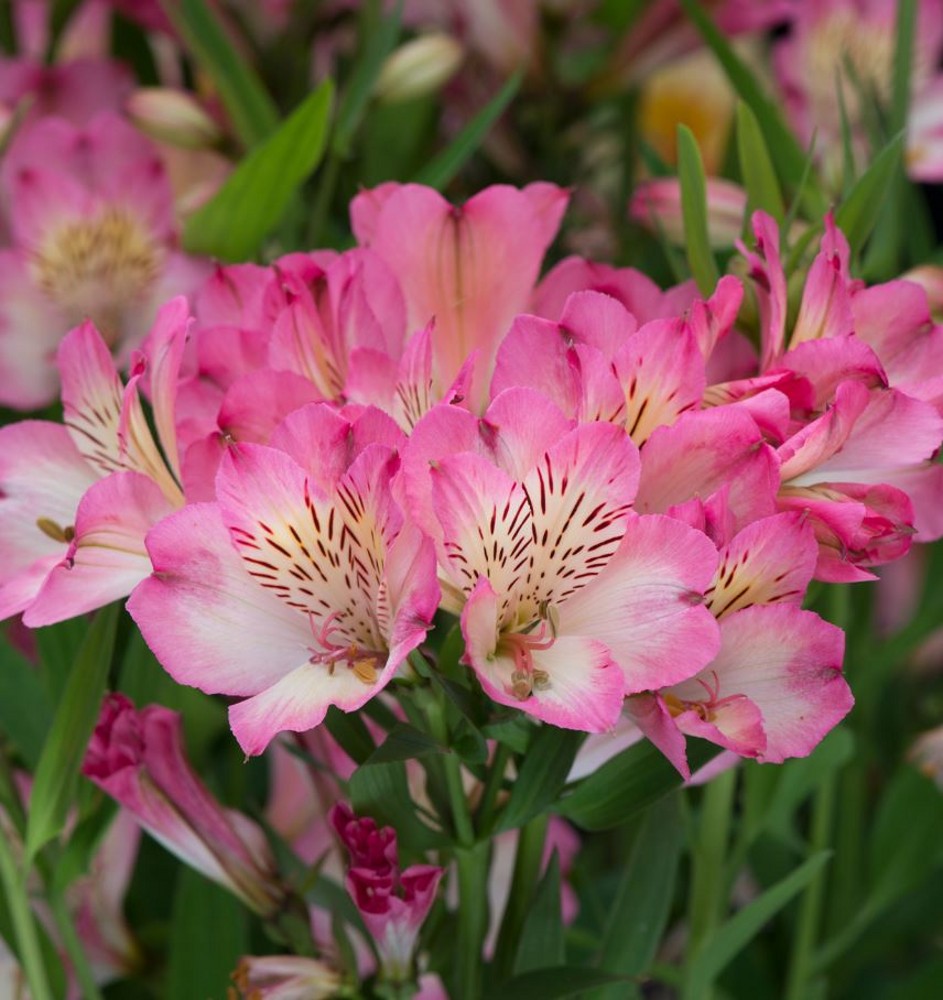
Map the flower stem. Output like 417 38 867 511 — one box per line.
784 770 836 1000
682 767 737 1000
454 841 489 1000
476 743 512 835
48 887 105 1000
0 827 53 1000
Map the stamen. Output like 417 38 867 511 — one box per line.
36 517 75 543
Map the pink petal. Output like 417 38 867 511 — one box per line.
127 503 310 697
561 513 720 693
24 472 175 627
533 256 666 325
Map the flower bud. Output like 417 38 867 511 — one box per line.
376 34 464 105
126 88 222 149
230 955 342 999
83 694 284 916
630 177 747 248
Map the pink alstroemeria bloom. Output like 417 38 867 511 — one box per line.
774 0 943 185
402 389 721 730
128 404 440 755
631 177 748 249
351 181 569 410
0 298 191 625
0 111 208 408
83 694 284 916
331 803 443 984
629 513 853 775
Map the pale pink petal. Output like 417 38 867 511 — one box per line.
533 256 666 325
461 577 624 732
561 514 720 693
216 370 323 444
491 314 582 415
672 605 852 762
127 503 311 696
24 472 175 627
790 217 854 346
558 289 638 359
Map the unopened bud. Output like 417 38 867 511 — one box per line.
376 33 464 104
126 88 222 149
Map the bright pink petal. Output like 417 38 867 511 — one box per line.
625 693 691 778
561 513 720 693
533 256 666 324
738 212 787 370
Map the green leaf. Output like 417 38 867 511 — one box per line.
677 0 824 214
159 0 279 147
166 867 248 1000
349 760 446 852
366 723 445 765
491 967 631 1000
677 125 720 296
834 133 906 255
736 102 784 223
183 79 334 260
0 634 53 768
25 604 120 863
891 0 918 136
558 738 719 831
514 853 564 974
689 851 832 984
324 705 377 765
868 766 943 911
589 794 684 1000
415 70 524 190
34 616 92 703
497 727 582 833
332 0 402 157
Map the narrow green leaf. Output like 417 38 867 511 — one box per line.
891 0 918 136
0 635 53 768
333 0 402 156
415 70 524 190
183 79 334 260
25 605 119 863
557 739 719 831
497 727 582 832
690 851 832 984
366 723 445 765
514 853 564 974
590 794 684 1000
166 867 248 1000
160 0 278 147
491 967 631 1000
34 616 91 703
349 760 446 851
834 133 906 255
677 0 824 214
736 102 784 223
677 125 720 296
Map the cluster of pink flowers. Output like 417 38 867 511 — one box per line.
5 179 940 782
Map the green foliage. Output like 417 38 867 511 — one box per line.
677 124 720 295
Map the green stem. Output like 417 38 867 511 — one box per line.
421 687 474 847
48 888 105 1000
682 767 737 1000
491 813 549 981
784 771 837 1000
455 842 489 1000
476 743 512 835
0 830 54 1000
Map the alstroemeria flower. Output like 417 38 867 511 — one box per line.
83 694 284 916
0 298 191 625
128 404 440 755
230 956 342 1000
629 513 854 775
0 111 207 408
331 803 443 985
351 181 569 409
402 389 721 730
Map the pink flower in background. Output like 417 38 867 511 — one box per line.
83 694 284 916
0 112 208 408
332 802 443 983
774 0 943 184
230 956 342 1000
128 404 440 755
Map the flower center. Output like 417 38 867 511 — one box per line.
31 208 163 345
501 619 555 701
307 611 384 685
